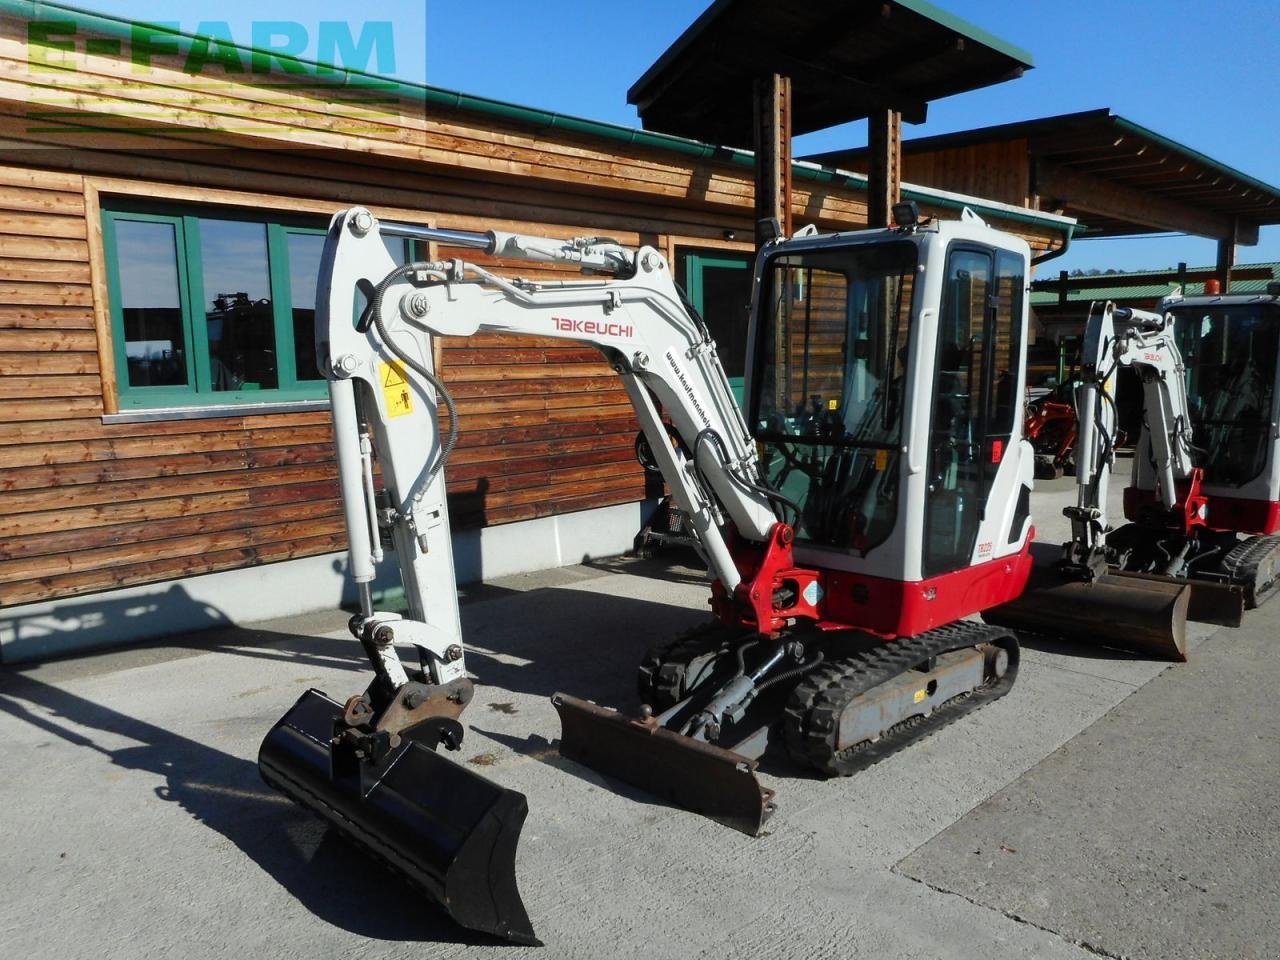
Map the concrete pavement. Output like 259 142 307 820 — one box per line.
0 477 1272 960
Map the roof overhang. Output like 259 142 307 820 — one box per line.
628 0 1032 148
805 109 1280 242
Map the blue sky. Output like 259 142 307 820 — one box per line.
80 0 1280 273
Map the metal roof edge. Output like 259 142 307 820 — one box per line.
803 108 1280 207
629 0 1034 105
1109 115 1280 205
893 0 1034 67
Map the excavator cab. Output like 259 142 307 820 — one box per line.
1155 298 1279 509
738 211 1035 631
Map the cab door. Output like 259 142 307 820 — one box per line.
922 246 1023 577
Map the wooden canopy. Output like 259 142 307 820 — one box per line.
628 0 1034 148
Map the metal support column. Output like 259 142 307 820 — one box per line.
1216 223 1236 291
753 73 792 245
867 108 902 227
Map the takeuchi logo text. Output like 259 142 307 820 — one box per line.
553 317 635 339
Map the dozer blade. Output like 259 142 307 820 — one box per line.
552 692 775 836
258 689 539 946
1107 569 1245 627
984 568 1190 661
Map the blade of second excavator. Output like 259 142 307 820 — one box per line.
258 689 539 946
984 567 1191 661
1106 569 1245 627
552 692 775 836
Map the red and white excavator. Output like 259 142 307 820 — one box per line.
1118 288 1280 608
255 205 1197 944
989 290 1280 650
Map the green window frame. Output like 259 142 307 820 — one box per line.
680 249 753 404
101 203 419 411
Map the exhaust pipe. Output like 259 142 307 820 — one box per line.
258 689 539 946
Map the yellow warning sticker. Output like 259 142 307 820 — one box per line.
913 688 927 704
875 448 888 471
827 398 838 411
380 361 414 418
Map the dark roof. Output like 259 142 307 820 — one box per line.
805 109 1280 235
628 0 1033 148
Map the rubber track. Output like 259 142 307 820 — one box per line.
1220 534 1280 608
636 620 752 709
782 621 1020 777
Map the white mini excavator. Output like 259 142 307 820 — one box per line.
257 205 1180 944
987 292 1280 652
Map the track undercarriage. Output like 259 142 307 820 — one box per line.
555 619 1019 835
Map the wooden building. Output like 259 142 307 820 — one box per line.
0 1 1075 659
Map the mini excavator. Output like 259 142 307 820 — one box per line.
988 291 1280 652
257 205 1186 944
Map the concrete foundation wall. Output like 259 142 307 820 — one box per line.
0 499 657 664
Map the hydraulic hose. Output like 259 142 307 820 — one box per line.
695 428 803 526
755 651 824 693
734 637 760 676
367 263 460 491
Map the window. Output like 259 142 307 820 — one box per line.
922 244 1025 576
1171 302 1280 486
678 250 753 404
750 241 918 552
102 203 414 410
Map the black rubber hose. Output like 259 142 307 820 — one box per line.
368 263 459 490
695 428 803 526
755 651 824 692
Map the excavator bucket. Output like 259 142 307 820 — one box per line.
552 692 776 836
258 689 539 946
984 567 1191 661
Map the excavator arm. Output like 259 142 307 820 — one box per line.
987 301 1208 659
261 207 794 945
1064 301 1199 576
319 206 779 678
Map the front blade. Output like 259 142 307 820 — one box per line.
984 569 1190 661
258 689 539 946
552 692 775 836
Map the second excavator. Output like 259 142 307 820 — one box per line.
257 204 1186 944
989 289 1280 651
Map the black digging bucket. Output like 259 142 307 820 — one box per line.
258 689 539 946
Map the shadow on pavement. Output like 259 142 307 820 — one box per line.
0 674 506 948
459 587 709 708
580 552 709 586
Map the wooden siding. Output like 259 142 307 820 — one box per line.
0 10 1065 608
836 140 1033 210
0 162 655 607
